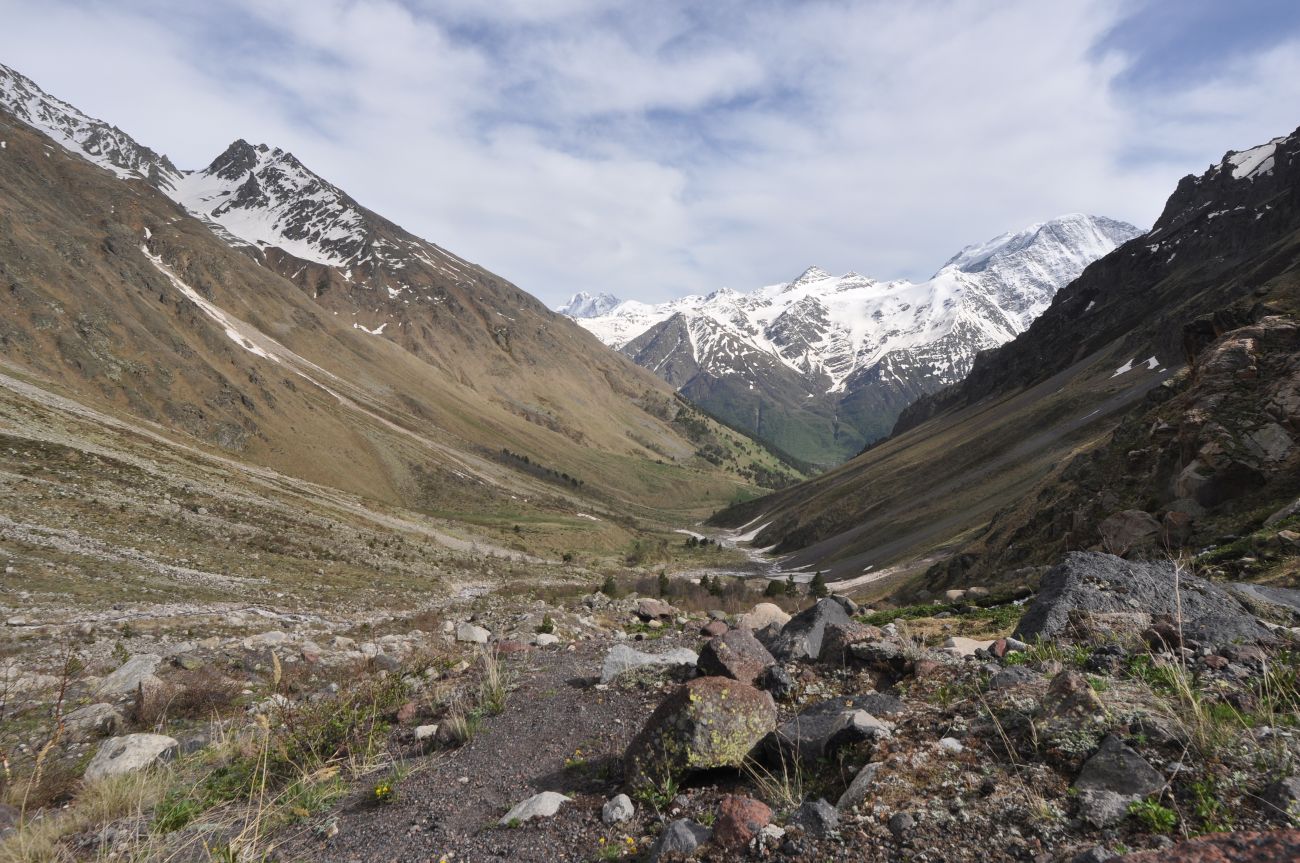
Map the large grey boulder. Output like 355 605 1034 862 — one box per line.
95 654 162 697
600 644 698 684
625 677 775 788
455 623 490 644
84 733 178 781
769 599 852 661
1013 552 1275 645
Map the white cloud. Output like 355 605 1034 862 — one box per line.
0 0 1296 304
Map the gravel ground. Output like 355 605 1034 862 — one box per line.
281 639 670 862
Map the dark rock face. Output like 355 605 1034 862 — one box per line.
769 599 852 661
791 798 839 838
1012 552 1275 645
624 677 776 788
697 629 776 686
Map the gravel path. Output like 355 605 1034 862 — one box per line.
283 639 670 862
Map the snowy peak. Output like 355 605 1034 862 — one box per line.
786 265 834 291
576 214 1140 461
0 63 182 190
558 291 623 318
1224 135 1289 181
173 139 369 267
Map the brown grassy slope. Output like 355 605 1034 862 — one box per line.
0 108 785 524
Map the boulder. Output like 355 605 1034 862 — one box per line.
602 793 635 825
63 703 123 740
600 644 698 684
84 733 178 781
1097 510 1160 555
96 654 162 697
1013 552 1275 645
1109 829 1300 862
735 602 790 632
648 820 712 862
758 665 797 701
534 633 560 647
769 599 852 661
820 621 881 664
1073 735 1164 827
714 795 771 849
625 677 776 788
697 629 775 686
765 698 890 764
499 791 569 825
455 623 490 644
635 598 677 621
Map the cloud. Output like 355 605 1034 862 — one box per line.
0 0 1297 304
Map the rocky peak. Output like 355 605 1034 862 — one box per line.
0 62 182 190
558 292 623 318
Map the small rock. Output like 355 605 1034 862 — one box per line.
735 602 791 632
414 724 439 742
84 733 178 781
456 623 490 644
759 664 797 701
938 736 964 754
63 703 123 740
96 654 162 697
535 633 560 647
942 636 994 657
602 793 635 825
988 666 1039 690
887 811 915 840
600 644 698 684
1073 735 1164 827
790 798 838 838
648 819 711 862
714 795 771 849
636 598 677 621
499 791 569 825
697 629 776 686
837 762 880 812
1262 776 1300 824
701 620 728 637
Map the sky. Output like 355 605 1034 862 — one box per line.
2 0 1300 306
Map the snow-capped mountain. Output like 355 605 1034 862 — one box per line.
562 214 1141 464
556 291 622 318
0 63 182 189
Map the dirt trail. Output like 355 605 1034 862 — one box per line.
280 640 672 863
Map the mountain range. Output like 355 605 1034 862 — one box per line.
0 60 805 580
713 124 1300 600
560 214 1140 464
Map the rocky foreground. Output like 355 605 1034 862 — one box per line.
2 552 1299 862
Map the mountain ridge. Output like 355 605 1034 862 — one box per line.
561 213 1140 463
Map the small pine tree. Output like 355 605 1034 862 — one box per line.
537 613 555 635
784 577 799 597
599 575 618 597
658 571 671 597
763 578 784 598
706 575 723 596
809 571 829 598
